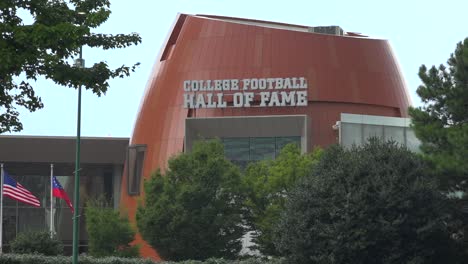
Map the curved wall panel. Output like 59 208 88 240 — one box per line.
121 14 411 259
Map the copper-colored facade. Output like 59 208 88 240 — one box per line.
120 14 411 259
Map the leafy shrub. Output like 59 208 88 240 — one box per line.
275 139 466 264
0 254 154 264
9 230 63 256
85 198 139 258
243 144 322 256
137 140 245 261
0 254 285 264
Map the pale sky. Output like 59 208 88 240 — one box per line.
9 0 468 137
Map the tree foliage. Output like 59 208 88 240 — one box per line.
85 198 139 258
136 140 245 261
10 230 63 256
243 144 322 256
0 0 141 133
408 37 468 191
275 139 465 264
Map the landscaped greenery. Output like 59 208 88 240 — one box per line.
136 140 246 261
9 231 63 256
85 198 139 258
242 144 322 256
408 37 468 192
274 139 466 264
0 254 285 264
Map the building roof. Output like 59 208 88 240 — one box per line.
0 135 129 164
195 14 368 38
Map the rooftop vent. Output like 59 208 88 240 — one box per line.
308 26 344 36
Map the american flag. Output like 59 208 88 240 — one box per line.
3 172 41 207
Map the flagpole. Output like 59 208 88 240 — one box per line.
1 163 4 254
72 44 83 264
50 164 54 238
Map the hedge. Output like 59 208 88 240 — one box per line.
0 254 285 264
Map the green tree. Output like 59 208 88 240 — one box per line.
275 139 465 264
0 0 141 133
85 198 139 258
136 140 245 261
243 144 322 256
408 38 468 191
10 230 63 255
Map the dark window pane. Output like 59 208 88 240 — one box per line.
250 137 275 161
103 171 113 203
223 138 250 161
275 137 301 157
18 208 46 233
127 145 146 195
54 206 74 241
230 160 250 170
2 208 17 244
134 151 144 189
222 137 302 166
3 194 18 207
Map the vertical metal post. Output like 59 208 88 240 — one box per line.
0 163 4 254
72 45 83 264
50 164 54 238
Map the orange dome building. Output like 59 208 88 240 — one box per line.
120 13 417 259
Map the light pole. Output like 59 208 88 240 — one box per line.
72 45 84 264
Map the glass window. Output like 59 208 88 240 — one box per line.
54 206 74 241
3 192 18 207
18 207 45 233
339 119 421 152
341 123 362 148
405 129 421 152
275 136 301 156
250 137 276 161
223 138 250 161
2 208 16 243
127 145 146 196
363 124 384 141
384 126 405 146
221 136 302 168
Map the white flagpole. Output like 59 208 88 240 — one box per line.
50 164 54 238
1 163 4 254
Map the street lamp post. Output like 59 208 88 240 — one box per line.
72 45 84 264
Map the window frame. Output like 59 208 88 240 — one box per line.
127 144 147 196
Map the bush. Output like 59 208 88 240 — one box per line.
0 254 154 264
243 144 322 256
137 140 245 261
0 254 285 264
9 230 63 256
275 139 465 263
85 198 139 258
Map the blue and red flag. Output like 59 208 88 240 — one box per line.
52 176 74 213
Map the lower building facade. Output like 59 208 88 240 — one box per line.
0 136 128 254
